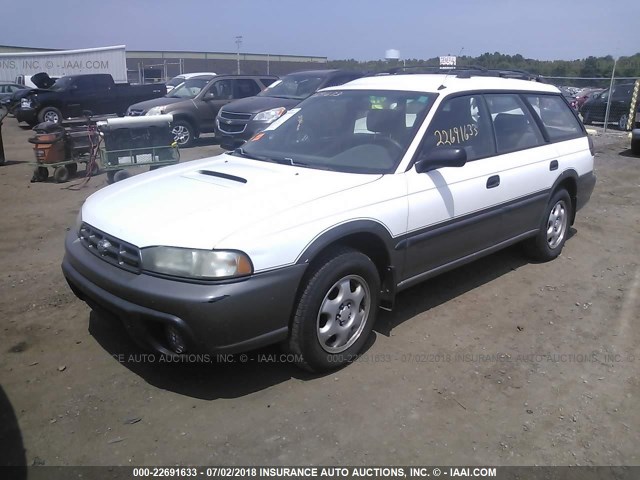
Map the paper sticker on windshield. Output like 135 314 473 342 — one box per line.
264 108 301 132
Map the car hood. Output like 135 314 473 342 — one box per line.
220 96 301 115
81 153 381 250
128 97 188 112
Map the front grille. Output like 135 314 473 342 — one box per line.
127 109 145 117
219 110 252 121
217 122 246 134
79 223 141 273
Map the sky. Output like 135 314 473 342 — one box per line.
1 0 638 61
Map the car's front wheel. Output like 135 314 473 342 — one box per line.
288 247 380 372
618 114 628 131
524 189 572 261
38 106 62 124
171 120 195 147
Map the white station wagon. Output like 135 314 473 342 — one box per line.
63 69 596 371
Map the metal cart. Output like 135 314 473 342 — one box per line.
96 114 180 183
29 120 101 183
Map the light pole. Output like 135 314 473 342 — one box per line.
235 36 243 74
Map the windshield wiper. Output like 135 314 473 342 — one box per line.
232 148 307 167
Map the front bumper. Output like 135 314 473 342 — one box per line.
62 232 307 355
15 107 37 124
215 118 267 150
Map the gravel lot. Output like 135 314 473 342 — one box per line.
0 117 638 467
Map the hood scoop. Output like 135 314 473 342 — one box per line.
198 170 247 183
180 169 248 188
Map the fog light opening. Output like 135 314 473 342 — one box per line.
165 325 187 354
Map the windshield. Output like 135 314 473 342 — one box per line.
236 90 435 174
166 76 186 87
167 78 211 98
49 77 72 91
258 74 326 100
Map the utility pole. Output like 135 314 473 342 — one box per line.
235 36 243 74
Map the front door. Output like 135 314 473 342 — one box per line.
197 79 235 133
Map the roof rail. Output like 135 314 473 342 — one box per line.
376 65 546 82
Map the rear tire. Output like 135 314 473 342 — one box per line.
631 137 640 156
288 247 380 372
581 111 591 125
54 165 69 183
523 189 572 262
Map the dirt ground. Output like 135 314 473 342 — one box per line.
0 116 638 468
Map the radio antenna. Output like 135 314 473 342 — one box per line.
438 46 464 90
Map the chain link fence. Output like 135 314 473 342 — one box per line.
542 74 640 132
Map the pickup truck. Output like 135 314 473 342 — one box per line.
9 73 166 125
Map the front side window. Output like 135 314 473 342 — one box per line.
485 94 545 153
525 94 583 142
422 94 495 161
168 78 210 98
207 80 233 99
236 90 435 174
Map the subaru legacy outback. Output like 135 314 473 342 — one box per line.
63 69 596 372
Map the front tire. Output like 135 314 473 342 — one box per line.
524 189 572 261
171 120 195 147
288 247 380 372
38 107 62 124
618 114 628 131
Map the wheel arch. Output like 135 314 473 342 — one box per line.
169 112 199 136
294 220 400 310
550 169 578 224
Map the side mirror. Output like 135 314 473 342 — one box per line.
415 147 467 173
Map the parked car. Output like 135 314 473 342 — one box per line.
558 86 578 110
215 69 364 150
165 72 217 93
9 73 166 126
127 74 215 114
63 70 595 372
574 88 603 109
127 74 277 147
580 83 635 129
0 82 24 101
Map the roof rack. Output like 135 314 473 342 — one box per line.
376 65 546 83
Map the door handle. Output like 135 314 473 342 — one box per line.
550 160 559 171
486 175 500 189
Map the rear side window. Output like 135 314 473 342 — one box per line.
422 94 495 161
485 94 545 153
260 78 277 87
235 79 261 98
525 94 583 142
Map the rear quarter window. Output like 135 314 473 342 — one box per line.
525 94 584 142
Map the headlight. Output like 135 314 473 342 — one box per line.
253 107 286 123
141 247 253 279
21 98 32 109
146 106 165 116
